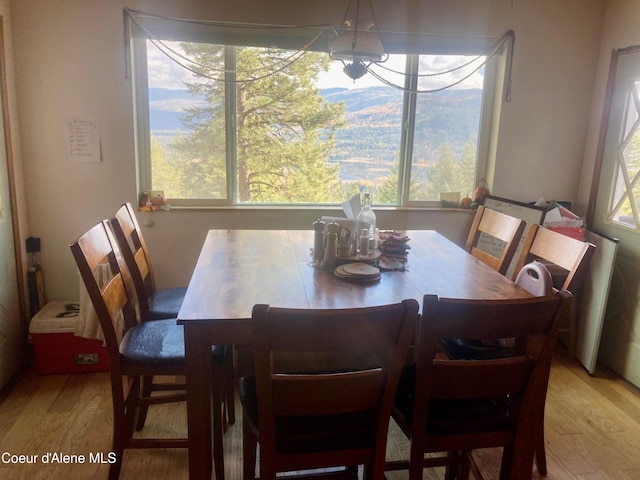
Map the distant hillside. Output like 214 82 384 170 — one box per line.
149 86 482 177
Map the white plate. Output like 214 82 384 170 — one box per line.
334 264 381 282
341 263 380 276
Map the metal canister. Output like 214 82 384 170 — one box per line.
313 220 325 263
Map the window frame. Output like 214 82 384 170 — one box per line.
129 13 507 208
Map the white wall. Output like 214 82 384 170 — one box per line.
495 0 604 204
10 0 605 301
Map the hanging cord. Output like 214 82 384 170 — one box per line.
147 36 327 83
365 30 515 99
504 29 515 102
124 8 514 98
123 9 131 79
125 8 332 83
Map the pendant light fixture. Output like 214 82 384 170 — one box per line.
329 0 387 80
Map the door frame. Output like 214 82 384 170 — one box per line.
0 16 27 340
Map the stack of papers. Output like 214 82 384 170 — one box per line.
535 198 585 240
378 231 411 271
543 203 583 229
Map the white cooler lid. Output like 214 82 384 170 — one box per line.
29 301 81 334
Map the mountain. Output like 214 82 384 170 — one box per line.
148 86 482 170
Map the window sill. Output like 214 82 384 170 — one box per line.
139 204 477 214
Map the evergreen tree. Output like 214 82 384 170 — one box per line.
376 165 399 205
459 139 477 198
376 160 421 204
166 44 345 203
425 142 459 199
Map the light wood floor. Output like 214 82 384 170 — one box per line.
1 347 640 480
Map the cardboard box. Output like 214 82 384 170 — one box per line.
29 301 109 374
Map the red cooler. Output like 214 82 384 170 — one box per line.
29 301 109 374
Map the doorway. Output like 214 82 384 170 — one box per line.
589 46 640 387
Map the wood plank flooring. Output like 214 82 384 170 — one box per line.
1 347 639 480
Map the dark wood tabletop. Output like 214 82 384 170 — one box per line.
178 229 531 480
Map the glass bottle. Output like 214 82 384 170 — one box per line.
356 193 376 255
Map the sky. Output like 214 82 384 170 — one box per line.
146 40 485 92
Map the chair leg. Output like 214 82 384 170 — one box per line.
242 417 258 480
109 422 125 480
466 451 485 480
135 375 154 431
362 464 373 480
444 451 459 480
111 382 138 480
444 464 459 480
535 390 548 475
535 426 547 475
408 451 423 480
108 458 123 480
211 370 226 480
500 435 536 480
225 346 236 426
347 465 359 480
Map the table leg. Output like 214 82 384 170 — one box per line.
185 325 214 480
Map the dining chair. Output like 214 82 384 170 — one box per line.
387 291 572 480
239 299 419 480
512 225 596 362
465 205 527 275
440 236 594 477
111 202 236 428
110 202 187 321
439 261 555 476
512 224 595 475
70 220 230 480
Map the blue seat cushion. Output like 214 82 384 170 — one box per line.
120 319 225 365
148 287 188 320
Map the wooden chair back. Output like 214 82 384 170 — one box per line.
465 205 527 275
514 224 595 292
70 220 138 361
250 299 419 480
110 202 156 320
389 291 572 480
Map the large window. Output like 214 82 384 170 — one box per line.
131 15 508 207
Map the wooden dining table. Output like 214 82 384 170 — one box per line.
177 229 532 480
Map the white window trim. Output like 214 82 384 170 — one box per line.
128 11 508 208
